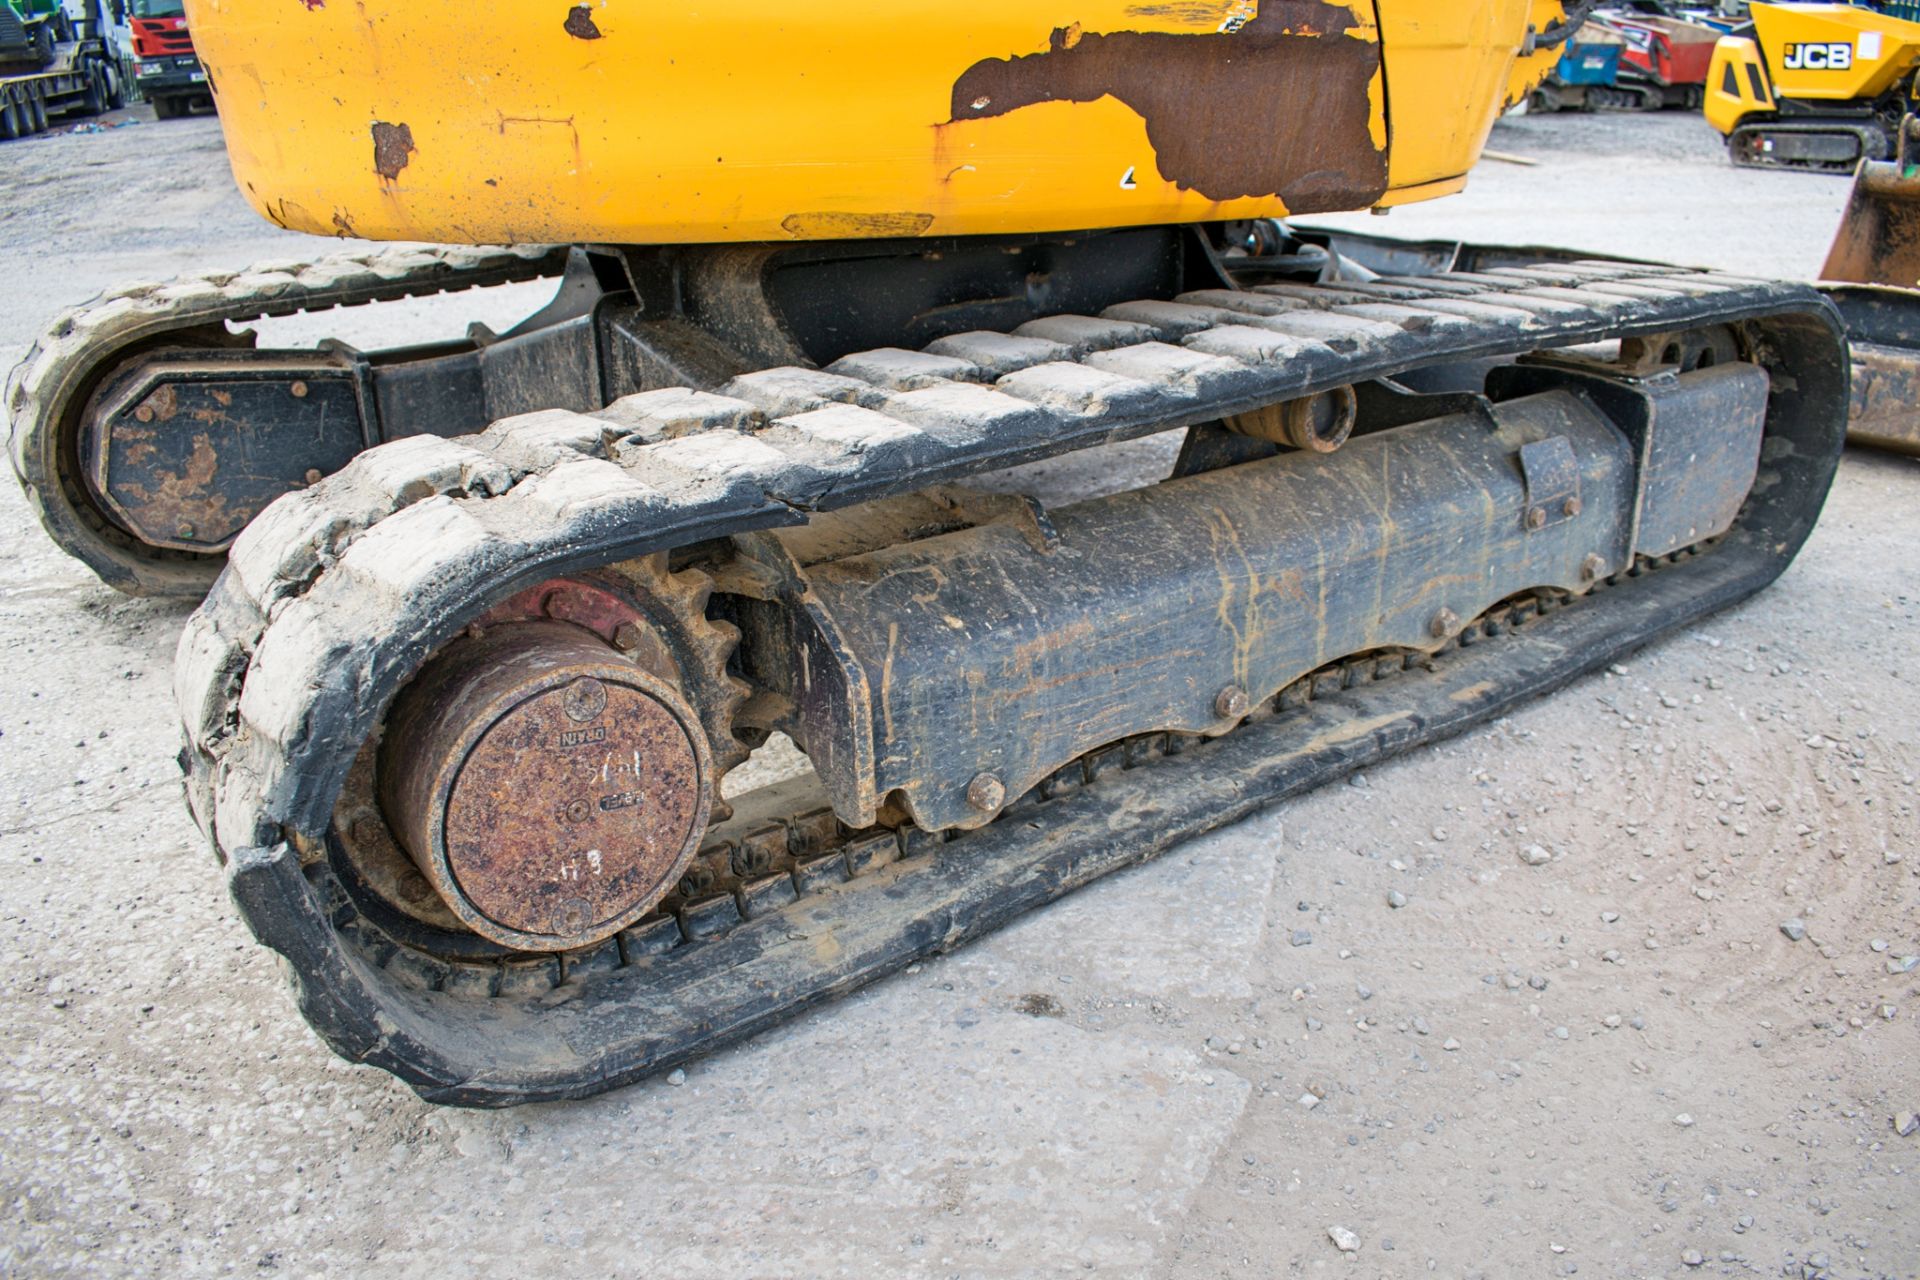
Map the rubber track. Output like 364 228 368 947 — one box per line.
7 243 569 594
173 259 1844 1101
1728 120 1884 175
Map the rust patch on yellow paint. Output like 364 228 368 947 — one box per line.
948 0 1387 209
780 211 936 239
370 121 416 181
563 5 601 40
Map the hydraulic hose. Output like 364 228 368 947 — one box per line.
1534 0 1601 50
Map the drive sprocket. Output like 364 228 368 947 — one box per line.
323 554 749 960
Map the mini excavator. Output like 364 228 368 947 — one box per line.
6 1 1888 1102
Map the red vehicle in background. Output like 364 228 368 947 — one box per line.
1588 11 1722 109
129 0 206 117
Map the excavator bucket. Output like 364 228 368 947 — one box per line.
1823 117 1920 289
1822 117 1920 456
1824 285 1920 456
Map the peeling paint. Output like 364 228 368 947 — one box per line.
947 0 1387 209
371 121 416 181
563 5 602 40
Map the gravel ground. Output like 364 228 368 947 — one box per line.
1 107 1916 1279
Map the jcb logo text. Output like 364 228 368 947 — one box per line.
1782 42 1854 70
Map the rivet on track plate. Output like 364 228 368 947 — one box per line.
290 381 309 398
1524 506 1548 531
967 772 1007 813
177 522 194 539
1563 497 1583 517
1429 608 1459 639
304 469 323 485
134 405 153 423
1214 685 1250 719
1581 553 1607 582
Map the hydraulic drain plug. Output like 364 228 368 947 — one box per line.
378 620 713 951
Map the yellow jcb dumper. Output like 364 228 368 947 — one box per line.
1704 3 1920 454
5 1 1870 1102
1706 1 1920 170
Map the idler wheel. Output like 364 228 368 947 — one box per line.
379 620 713 951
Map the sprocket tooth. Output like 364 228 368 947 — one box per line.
656 563 753 780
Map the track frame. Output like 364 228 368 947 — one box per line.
168 256 1848 1104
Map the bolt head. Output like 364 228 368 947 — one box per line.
966 771 1007 813
1562 496 1583 518
1214 685 1251 719
1524 506 1547 531
303 468 324 486
560 677 608 723
134 405 154 423
612 621 645 652
1581 552 1607 582
176 522 195 539
552 898 591 937
1429 608 1459 639
290 380 309 398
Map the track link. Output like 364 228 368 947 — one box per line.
176 260 1847 1103
1727 119 1889 174
7 243 569 595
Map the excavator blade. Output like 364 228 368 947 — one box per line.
1811 117 1920 456
1823 284 1920 457
1823 119 1920 290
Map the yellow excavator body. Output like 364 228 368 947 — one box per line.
182 0 1562 245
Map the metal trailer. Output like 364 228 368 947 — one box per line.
0 0 128 140
1593 11 1723 109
